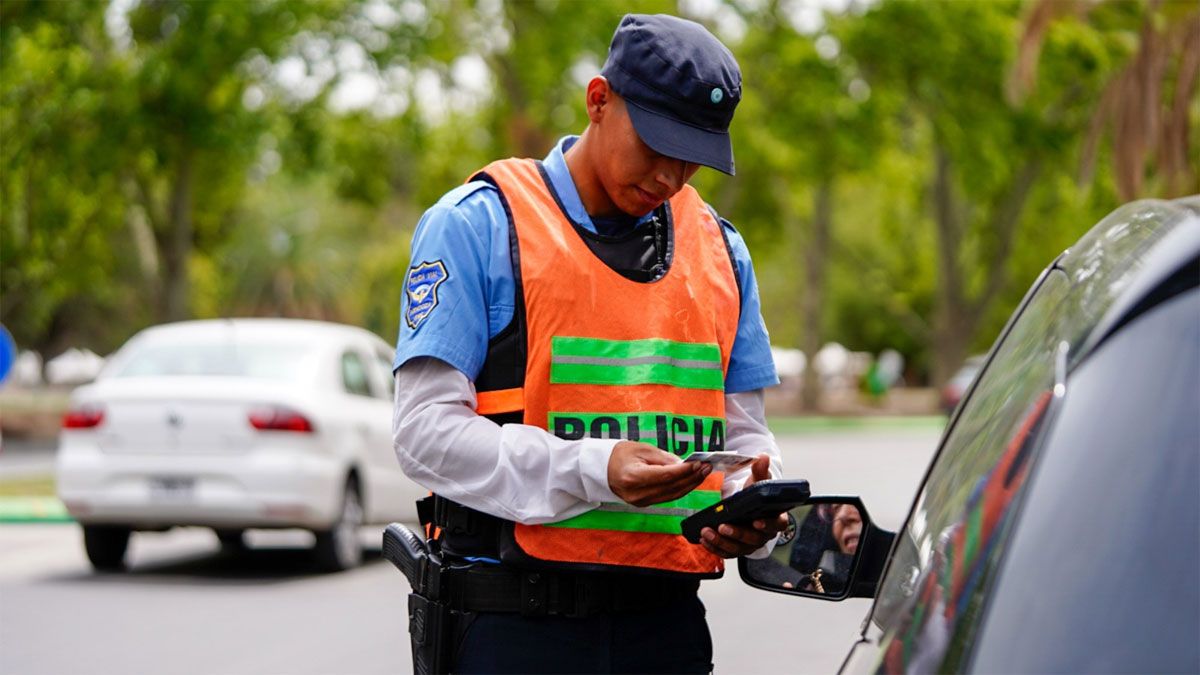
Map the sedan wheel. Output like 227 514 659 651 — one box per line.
83 525 131 572
313 480 364 572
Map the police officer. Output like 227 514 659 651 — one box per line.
392 13 785 674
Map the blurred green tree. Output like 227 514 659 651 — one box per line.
843 0 1123 384
727 3 890 408
116 0 352 321
1 0 360 353
1 1 138 354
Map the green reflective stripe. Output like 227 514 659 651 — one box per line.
616 490 721 513
552 337 720 363
552 362 723 390
547 490 722 534
550 337 724 390
555 354 720 370
545 510 685 535
596 503 694 517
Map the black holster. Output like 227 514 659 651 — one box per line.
407 592 453 675
383 523 456 675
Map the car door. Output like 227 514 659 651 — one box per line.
339 338 401 523
368 341 426 523
968 274 1199 673
842 266 1071 674
843 200 1190 674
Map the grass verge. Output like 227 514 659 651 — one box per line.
767 415 947 435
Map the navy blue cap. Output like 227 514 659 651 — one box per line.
601 14 741 175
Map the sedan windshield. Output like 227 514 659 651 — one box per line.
109 341 312 381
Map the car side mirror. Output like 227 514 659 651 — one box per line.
738 496 895 601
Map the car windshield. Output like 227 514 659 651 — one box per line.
109 340 313 381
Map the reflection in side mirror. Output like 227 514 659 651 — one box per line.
739 496 894 601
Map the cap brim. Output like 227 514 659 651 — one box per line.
625 99 735 176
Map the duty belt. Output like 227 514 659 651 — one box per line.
443 565 701 618
417 495 703 617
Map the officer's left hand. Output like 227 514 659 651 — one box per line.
699 454 789 558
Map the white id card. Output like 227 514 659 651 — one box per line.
683 451 755 472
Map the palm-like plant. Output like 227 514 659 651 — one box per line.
1009 0 1200 199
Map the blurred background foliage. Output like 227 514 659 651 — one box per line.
2 0 1197 393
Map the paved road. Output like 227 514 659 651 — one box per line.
0 437 58 479
0 428 940 675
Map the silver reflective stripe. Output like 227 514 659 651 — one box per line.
595 503 698 518
551 354 722 371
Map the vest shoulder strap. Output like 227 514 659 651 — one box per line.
467 168 528 423
705 203 743 307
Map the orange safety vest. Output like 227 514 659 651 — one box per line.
471 157 741 576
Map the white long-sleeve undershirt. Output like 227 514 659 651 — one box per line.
392 357 782 545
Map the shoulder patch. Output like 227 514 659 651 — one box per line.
405 260 450 330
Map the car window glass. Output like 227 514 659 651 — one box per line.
970 289 1200 674
1055 201 1182 361
867 269 1069 672
341 351 372 397
112 342 309 381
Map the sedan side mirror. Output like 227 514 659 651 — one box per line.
738 496 895 601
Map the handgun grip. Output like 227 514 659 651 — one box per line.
383 522 427 587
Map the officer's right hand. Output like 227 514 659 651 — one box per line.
608 441 711 507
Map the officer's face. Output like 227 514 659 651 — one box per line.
593 88 699 217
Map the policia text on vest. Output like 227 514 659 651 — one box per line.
551 412 725 456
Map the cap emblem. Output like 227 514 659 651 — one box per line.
710 87 724 104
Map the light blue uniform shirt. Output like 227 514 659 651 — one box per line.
394 136 778 394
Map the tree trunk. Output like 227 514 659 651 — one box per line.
800 180 833 411
490 5 554 158
931 147 971 387
932 313 973 393
930 145 1041 386
160 148 194 321
123 175 159 283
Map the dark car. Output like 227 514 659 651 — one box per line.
741 198 1199 673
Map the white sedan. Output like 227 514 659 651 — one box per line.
55 318 422 572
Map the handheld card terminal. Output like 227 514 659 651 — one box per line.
681 479 811 544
